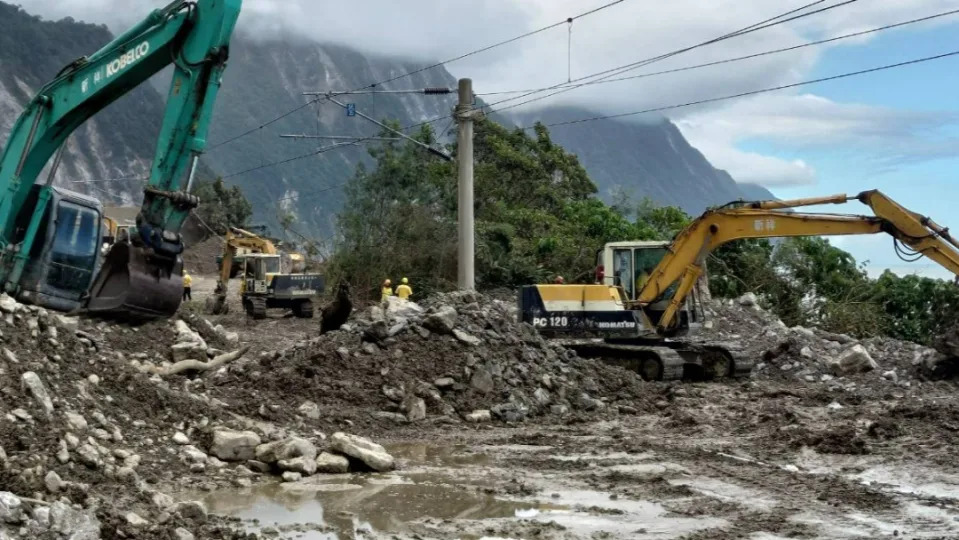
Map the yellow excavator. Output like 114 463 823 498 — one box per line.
208 228 324 319
519 190 959 380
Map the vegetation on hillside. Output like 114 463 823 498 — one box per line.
327 116 959 346
193 178 253 234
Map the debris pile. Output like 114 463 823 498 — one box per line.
211 291 651 427
702 294 947 390
0 292 395 539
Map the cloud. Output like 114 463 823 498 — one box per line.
676 93 959 186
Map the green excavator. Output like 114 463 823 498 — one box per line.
0 0 241 320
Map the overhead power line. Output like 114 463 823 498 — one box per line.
482 0 860 115
405 0 853 131
475 7 959 97
207 0 628 151
526 48 959 129
225 46 959 185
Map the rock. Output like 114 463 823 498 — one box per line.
385 296 424 319
424 306 457 334
882 370 899 382
151 492 175 510
738 292 758 307
172 432 190 445
404 396 427 422
21 372 54 417
172 501 207 523
125 512 149 528
336 347 350 361
364 320 390 342
470 367 494 394
65 412 88 432
210 429 261 462
0 492 22 524
44 471 63 493
297 401 321 420
1 348 16 364
315 452 350 473
372 411 409 424
182 445 208 463
533 388 551 406
330 432 395 472
76 444 101 469
452 328 481 346
491 402 528 422
278 456 318 476
87 374 100 385
382 385 405 402
579 393 606 411
464 409 492 423
830 344 878 375
433 377 455 389
174 528 196 540
55 315 79 332
246 459 270 474
281 471 302 483
791 326 817 339
550 404 570 415
171 342 207 363
116 467 138 483
57 440 70 463
256 437 317 464
799 347 814 359
0 294 18 314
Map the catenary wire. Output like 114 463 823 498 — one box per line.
206 0 628 150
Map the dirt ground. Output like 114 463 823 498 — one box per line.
180 278 959 539
3 270 959 539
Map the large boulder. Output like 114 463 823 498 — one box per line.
210 429 261 462
315 452 350 473
424 306 457 334
255 437 317 464
330 432 395 472
830 344 878 375
385 296 424 320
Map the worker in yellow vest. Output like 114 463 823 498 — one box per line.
182 272 193 301
381 279 393 303
395 277 413 300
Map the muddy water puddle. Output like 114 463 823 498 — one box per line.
194 443 725 539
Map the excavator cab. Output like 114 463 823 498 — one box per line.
13 186 103 313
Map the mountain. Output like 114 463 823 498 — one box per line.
201 37 461 235
0 2 774 237
0 2 164 203
508 108 773 214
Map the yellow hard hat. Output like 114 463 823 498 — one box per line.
401 277 409 284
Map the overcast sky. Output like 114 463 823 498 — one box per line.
17 0 959 277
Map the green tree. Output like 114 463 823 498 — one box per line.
192 178 252 233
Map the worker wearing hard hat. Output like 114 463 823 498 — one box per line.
182 272 193 301
395 277 413 300
381 279 393 303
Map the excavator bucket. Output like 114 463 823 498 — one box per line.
85 242 183 321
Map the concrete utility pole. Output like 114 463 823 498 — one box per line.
455 78 475 290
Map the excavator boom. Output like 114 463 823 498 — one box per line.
643 190 959 332
0 0 241 320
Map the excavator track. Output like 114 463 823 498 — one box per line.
560 338 753 381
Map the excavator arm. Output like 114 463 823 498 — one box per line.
641 190 959 332
0 0 240 319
